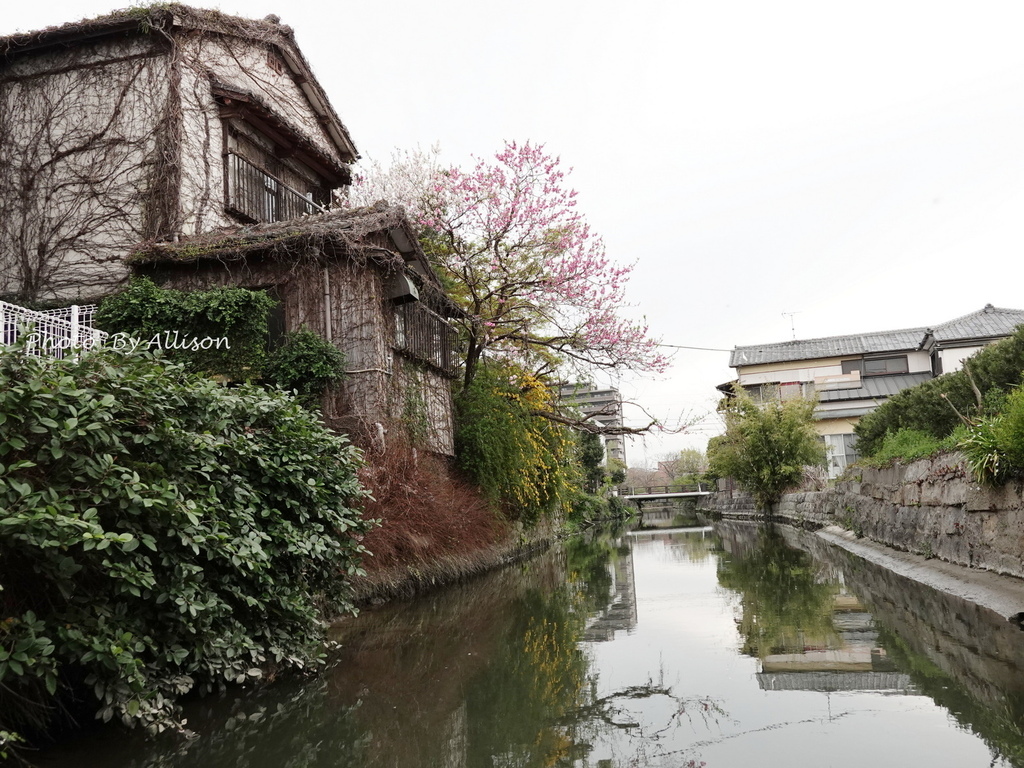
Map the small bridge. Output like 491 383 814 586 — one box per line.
617 484 713 505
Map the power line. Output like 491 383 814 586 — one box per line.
658 343 732 352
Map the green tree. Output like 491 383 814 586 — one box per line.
454 361 574 524
577 431 605 494
707 390 826 512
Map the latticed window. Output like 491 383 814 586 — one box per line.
394 303 458 378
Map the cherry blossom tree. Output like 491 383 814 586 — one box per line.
356 141 668 392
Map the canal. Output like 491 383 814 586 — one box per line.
36 520 1024 767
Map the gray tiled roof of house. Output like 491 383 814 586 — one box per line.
730 305 1024 368
931 305 1024 343
730 328 928 367
817 372 933 403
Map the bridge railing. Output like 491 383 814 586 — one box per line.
0 301 107 359
617 483 710 496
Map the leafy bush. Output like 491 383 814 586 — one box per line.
863 428 944 466
960 387 1024 484
0 347 370 742
96 277 277 380
263 329 346 406
454 363 573 525
856 326 1024 456
707 390 826 511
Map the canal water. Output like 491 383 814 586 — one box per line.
36 520 1024 767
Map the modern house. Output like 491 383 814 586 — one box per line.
722 305 1024 475
0 6 462 455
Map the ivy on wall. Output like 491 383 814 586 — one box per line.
96 277 276 380
97 279 347 407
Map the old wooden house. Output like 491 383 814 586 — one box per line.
131 203 462 454
0 5 461 455
1 4 355 302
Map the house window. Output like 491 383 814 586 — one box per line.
225 124 329 224
863 356 908 376
824 433 859 478
746 381 814 402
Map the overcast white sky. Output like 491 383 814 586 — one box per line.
6 1 1024 467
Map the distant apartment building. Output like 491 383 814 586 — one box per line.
721 305 1024 476
559 383 627 466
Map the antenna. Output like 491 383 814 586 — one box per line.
782 311 800 340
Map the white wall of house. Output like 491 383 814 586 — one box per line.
1 23 351 302
176 33 347 237
906 350 932 373
939 345 984 373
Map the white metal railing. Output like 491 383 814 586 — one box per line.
0 301 107 359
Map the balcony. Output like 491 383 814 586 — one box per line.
226 153 327 223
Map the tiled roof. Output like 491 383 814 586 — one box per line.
817 372 933 403
931 305 1024 343
730 305 1024 367
730 328 927 367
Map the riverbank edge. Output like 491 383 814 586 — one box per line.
812 525 1024 619
702 453 1024 576
701 451 1024 620
341 526 556 610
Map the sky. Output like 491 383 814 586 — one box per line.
5 0 1024 467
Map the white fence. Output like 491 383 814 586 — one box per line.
0 301 107 359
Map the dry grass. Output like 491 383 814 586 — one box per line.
354 435 510 579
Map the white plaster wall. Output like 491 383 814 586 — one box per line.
174 33 347 236
192 35 340 162
940 346 983 373
906 350 932 373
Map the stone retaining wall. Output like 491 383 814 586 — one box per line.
701 453 1024 579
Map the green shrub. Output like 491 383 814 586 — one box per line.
96 277 277 380
865 428 943 465
960 387 1024 484
707 390 826 511
856 326 1024 456
263 329 346 406
454 363 572 525
960 420 1007 485
0 347 371 742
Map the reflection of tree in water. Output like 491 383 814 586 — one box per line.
717 527 839 658
39 534 713 768
468 532 717 768
566 533 618 617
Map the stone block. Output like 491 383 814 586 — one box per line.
964 483 1023 512
939 478 968 506
903 483 921 506
966 485 998 512
903 459 931 485
920 482 944 507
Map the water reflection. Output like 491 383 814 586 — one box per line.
715 525 913 696
34 523 1024 768
780 526 1024 767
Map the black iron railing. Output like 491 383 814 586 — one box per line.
226 153 326 223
